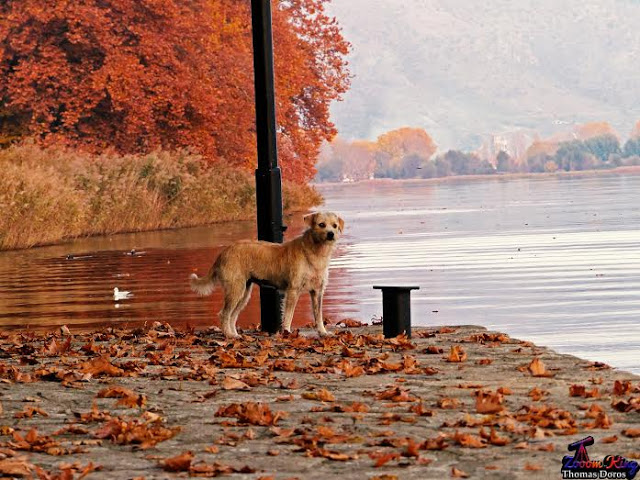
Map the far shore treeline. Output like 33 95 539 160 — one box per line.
0 0 349 250
317 122 640 182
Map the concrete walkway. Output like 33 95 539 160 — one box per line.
0 323 638 479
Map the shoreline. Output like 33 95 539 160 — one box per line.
314 165 640 187
1 324 638 479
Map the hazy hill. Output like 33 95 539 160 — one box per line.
326 0 640 150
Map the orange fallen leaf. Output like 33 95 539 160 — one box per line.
613 380 632 396
528 387 548 401
420 435 448 451
424 346 443 354
375 386 417 403
486 427 510 446
222 376 251 391
447 346 467 363
96 386 146 408
215 402 285 426
453 431 486 448
475 390 504 414
336 318 365 328
475 358 492 365
370 452 400 468
302 389 335 402
79 356 124 377
569 384 586 397
622 428 640 438
162 451 193 472
437 397 461 409
0 457 34 477
527 357 554 377
14 406 49 419
451 466 469 478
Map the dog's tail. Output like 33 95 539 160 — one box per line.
189 266 217 296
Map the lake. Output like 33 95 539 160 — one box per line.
1 173 639 373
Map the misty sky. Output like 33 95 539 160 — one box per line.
326 0 640 150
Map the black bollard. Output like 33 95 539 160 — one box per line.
373 286 420 338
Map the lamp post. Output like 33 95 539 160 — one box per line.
250 0 285 333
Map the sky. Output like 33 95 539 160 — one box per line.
325 0 640 150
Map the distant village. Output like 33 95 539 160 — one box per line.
316 122 640 182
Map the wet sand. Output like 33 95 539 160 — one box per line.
0 323 638 479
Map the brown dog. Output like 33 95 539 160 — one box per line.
190 212 344 338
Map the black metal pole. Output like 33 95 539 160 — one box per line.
250 0 285 333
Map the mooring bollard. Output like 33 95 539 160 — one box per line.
373 285 420 338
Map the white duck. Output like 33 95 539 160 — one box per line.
113 287 133 301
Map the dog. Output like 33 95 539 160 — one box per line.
189 211 344 338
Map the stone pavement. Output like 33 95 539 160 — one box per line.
0 323 638 479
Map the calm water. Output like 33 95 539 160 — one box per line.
1 174 639 373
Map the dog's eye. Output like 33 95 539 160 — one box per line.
318 222 326 228
333 223 337 228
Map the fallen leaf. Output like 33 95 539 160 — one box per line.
527 357 554 377
336 318 365 328
0 457 34 477
475 390 504 414
215 402 285 426
453 431 486 448
451 466 469 478
162 451 193 472
622 428 640 438
437 397 461 409
96 386 146 408
302 389 336 402
447 346 467 363
424 346 443 354
613 380 632 396
222 376 251 391
14 406 49 419
370 452 400 467
79 356 124 377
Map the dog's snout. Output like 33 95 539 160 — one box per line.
327 231 335 240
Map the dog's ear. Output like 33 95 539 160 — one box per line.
337 216 345 233
303 212 318 227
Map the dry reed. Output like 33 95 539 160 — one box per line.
0 143 321 250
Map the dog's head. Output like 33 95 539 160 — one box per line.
304 211 344 244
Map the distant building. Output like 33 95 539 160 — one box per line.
476 130 536 165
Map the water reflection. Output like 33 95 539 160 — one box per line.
0 215 357 332
1 174 639 373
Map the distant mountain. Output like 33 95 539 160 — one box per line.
326 0 640 151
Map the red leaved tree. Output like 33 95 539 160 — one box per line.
0 0 350 182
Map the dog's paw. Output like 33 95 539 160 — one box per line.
317 329 331 338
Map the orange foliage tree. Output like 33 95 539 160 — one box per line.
375 127 437 178
316 127 438 181
0 0 350 183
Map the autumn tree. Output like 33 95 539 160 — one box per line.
315 137 375 182
374 127 437 178
0 0 222 155
0 0 350 183
208 0 350 182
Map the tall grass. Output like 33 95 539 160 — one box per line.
0 143 322 250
